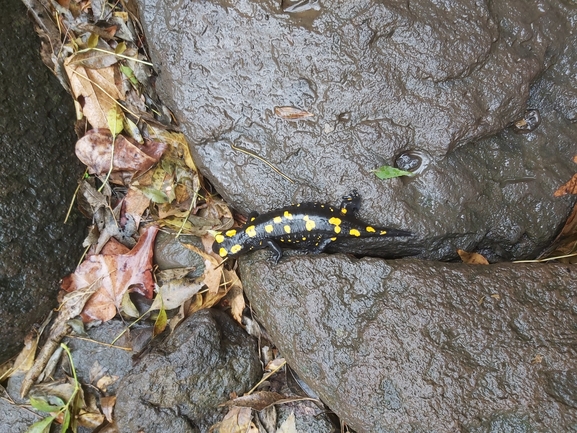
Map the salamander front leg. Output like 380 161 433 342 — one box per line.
340 189 361 215
247 211 260 223
265 239 283 264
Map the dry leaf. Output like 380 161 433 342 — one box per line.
61 225 158 322
75 129 166 178
182 243 221 294
226 284 245 325
457 249 489 265
8 331 39 376
274 106 314 120
222 392 287 411
101 396 117 423
554 173 577 197
64 57 123 129
276 412 297 433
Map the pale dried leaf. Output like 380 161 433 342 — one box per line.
276 412 297 433
226 284 245 325
213 406 255 433
64 58 122 129
150 281 203 311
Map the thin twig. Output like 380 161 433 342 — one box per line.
230 143 294 183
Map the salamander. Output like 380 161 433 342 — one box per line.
212 190 411 263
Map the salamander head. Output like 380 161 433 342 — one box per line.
212 229 251 260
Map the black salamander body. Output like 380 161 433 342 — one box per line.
213 190 411 263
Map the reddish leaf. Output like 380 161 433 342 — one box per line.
61 226 158 322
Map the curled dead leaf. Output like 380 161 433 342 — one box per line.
457 249 489 265
274 106 314 120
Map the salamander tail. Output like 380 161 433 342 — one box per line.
379 228 412 237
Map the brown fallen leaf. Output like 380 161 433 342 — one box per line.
274 106 314 120
61 225 158 322
554 173 577 197
75 129 166 179
457 249 489 265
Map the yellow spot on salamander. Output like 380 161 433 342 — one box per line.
230 244 242 254
273 216 282 224
302 237 307 241
329 217 341 226
366 226 376 233
246 225 257 237
225 229 236 237
380 230 387 235
305 218 316 231
219 247 227 257
284 210 293 219
350 229 361 237
215 234 225 243
334 226 341 234
341 208 348 215
331 237 337 241
265 224 274 233
284 225 291 234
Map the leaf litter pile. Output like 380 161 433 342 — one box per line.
1 1 326 432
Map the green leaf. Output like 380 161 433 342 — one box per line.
153 296 168 337
115 41 127 55
29 396 65 413
25 416 55 433
373 165 413 180
61 409 71 433
120 64 139 86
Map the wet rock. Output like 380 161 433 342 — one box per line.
114 309 262 433
137 0 577 261
0 389 40 433
0 0 85 362
241 252 577 432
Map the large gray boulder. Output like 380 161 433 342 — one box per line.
241 252 577 432
0 0 85 362
137 0 577 261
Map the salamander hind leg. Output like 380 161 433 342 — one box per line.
306 236 335 255
340 189 361 215
265 239 283 264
